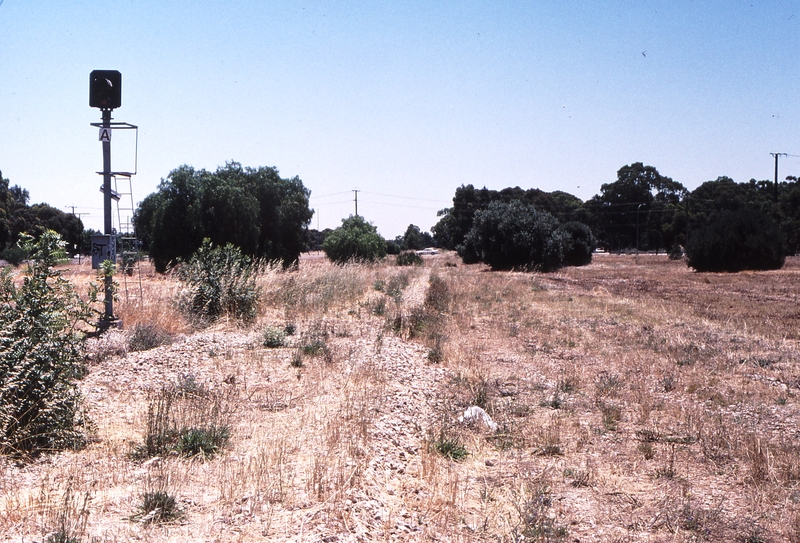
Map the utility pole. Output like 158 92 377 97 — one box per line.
353 189 359 217
771 152 787 203
636 203 645 263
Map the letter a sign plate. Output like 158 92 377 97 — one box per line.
98 127 112 142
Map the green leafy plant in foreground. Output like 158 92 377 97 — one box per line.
0 231 97 454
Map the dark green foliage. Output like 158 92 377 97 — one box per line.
385 239 401 255
322 215 387 263
262 326 287 348
433 184 584 251
583 163 687 252
556 222 595 266
134 162 313 272
685 208 786 272
460 200 566 271
0 231 96 454
175 426 231 457
432 430 468 461
0 173 84 254
46 529 81 543
401 224 434 250
175 239 260 323
300 322 330 358
396 250 423 266
305 228 331 252
128 323 172 352
0 245 28 266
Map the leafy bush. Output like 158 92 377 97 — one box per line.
322 215 387 263
396 250 423 266
556 221 596 267
685 208 786 272
0 231 96 454
174 239 260 323
0 245 28 266
460 200 565 271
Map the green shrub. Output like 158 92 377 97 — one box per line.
322 215 387 263
0 231 96 454
0 245 28 266
174 239 260 322
556 221 596 267
460 200 566 271
685 208 786 272
385 239 402 255
396 250 423 266
262 326 287 348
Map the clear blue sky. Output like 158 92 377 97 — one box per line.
1 1 799 238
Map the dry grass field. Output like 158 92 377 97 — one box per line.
2 252 800 542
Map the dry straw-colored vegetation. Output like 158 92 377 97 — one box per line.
3 252 800 542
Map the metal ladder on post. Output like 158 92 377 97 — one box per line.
113 174 144 303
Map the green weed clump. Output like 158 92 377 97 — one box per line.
174 239 260 323
136 383 231 459
132 490 182 524
431 428 468 461
262 326 287 348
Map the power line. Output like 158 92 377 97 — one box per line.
310 190 352 199
311 199 352 207
360 190 449 204
359 199 443 211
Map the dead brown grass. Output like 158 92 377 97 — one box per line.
2 253 800 542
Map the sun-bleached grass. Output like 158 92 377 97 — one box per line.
3 253 800 541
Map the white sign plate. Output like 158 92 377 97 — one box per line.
98 127 112 142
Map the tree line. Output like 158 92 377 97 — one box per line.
0 171 83 263
432 162 800 271
4 160 800 273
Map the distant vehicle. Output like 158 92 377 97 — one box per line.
415 247 439 256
